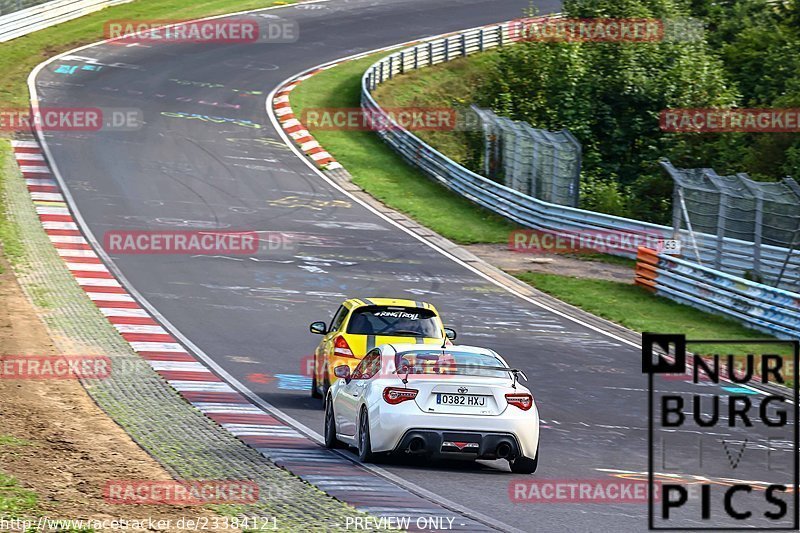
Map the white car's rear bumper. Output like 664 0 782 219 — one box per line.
368 400 540 459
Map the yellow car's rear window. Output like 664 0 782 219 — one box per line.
346 306 439 337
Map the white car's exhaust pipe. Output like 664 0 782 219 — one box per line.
407 437 426 453
496 441 512 459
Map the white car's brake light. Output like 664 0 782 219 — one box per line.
383 387 418 405
505 393 533 411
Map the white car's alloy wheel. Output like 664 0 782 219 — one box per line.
358 407 375 463
324 398 342 449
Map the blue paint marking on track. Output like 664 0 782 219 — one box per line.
721 386 760 395
275 374 312 390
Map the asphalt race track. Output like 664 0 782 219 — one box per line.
31 1 797 531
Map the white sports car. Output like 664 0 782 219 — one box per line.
323 343 540 474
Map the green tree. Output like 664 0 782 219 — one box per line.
686 0 800 179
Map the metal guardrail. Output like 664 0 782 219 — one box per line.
359 20 800 292
636 247 800 340
0 0 128 42
1 0 50 16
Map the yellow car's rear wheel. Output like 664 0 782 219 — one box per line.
310 354 322 399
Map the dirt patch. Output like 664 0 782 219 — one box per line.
464 243 634 283
0 256 234 531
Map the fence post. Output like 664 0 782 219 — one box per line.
400 52 404 75
753 195 763 275
479 29 484 52
484 131 492 178
678 187 704 264
444 38 449 62
671 184 682 242
550 134 560 203
510 123 525 193
388 56 393 79
414 47 418 69
706 171 727 270
740 175 764 276
528 132 542 198
461 34 467 57
564 131 582 208
776 227 800 289
498 25 504 47
379 62 384 84
775 177 800 287
428 42 433 66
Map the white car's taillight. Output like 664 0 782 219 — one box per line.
505 393 533 411
383 387 418 405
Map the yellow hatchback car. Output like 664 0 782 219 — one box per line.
309 298 456 399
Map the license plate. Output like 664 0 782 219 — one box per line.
436 393 486 406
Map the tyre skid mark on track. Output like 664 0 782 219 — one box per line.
10 138 496 531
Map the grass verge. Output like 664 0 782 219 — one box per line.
0 472 37 518
0 435 32 447
371 54 495 166
0 437 36 519
564 252 636 269
0 141 24 269
290 55 517 244
516 272 793 359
